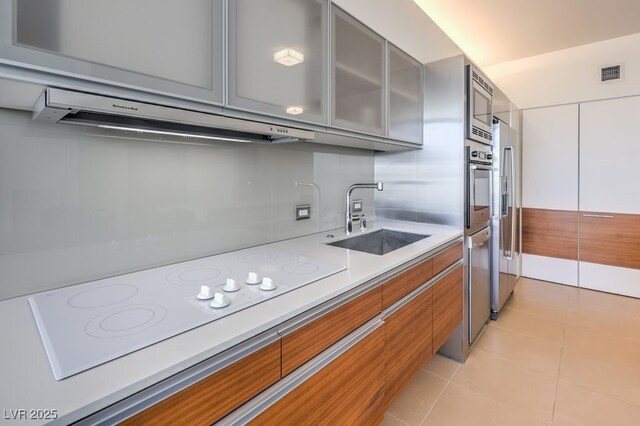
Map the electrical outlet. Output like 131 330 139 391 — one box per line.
295 204 311 220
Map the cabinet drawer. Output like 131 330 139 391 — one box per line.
382 257 433 309
250 325 385 425
432 265 463 353
433 242 463 275
121 340 281 426
280 286 382 376
580 211 640 269
384 287 433 409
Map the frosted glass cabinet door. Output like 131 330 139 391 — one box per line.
228 0 328 124
1 0 223 103
332 7 385 136
388 44 422 144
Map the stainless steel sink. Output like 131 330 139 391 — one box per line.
327 229 430 256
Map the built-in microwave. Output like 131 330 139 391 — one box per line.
466 64 494 145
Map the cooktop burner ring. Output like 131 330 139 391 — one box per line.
237 252 279 264
84 304 167 339
67 284 139 309
166 266 231 286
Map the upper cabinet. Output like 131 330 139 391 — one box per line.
331 7 386 136
0 0 423 148
388 44 422 144
228 0 328 124
0 0 224 103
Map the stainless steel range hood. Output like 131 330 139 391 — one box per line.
32 88 315 144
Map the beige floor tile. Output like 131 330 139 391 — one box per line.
475 326 563 376
492 307 565 345
422 382 547 426
559 345 640 406
565 300 640 341
505 279 570 321
422 354 460 380
563 324 640 369
387 370 448 425
451 349 557 424
382 413 409 426
553 379 640 426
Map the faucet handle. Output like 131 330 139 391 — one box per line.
360 214 367 231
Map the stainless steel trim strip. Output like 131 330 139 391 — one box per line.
277 237 463 336
582 214 614 219
218 317 384 425
383 259 463 318
74 331 281 426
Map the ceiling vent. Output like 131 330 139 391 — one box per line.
600 64 623 83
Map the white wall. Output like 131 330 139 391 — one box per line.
484 32 640 109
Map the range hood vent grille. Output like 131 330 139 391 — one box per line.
33 88 315 144
601 64 622 82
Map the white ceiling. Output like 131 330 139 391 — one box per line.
413 0 640 67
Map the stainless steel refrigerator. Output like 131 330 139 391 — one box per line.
490 119 520 319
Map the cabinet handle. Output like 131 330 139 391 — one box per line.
582 214 614 219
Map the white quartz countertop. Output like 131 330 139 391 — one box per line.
0 220 462 425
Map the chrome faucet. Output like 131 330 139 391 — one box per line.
345 182 383 234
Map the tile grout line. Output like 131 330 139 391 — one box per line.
473 347 560 380
549 325 566 425
417 363 461 425
384 411 409 426
489 321 564 346
560 376 640 410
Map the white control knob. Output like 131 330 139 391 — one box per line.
210 292 230 309
246 272 262 285
196 285 214 300
223 278 240 292
259 277 277 291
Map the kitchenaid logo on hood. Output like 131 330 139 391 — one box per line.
112 103 138 111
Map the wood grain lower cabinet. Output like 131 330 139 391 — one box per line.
522 208 579 260
122 340 281 426
383 287 433 409
433 242 463 275
432 265 463 353
580 211 640 270
249 325 385 425
280 286 382 376
382 257 433 309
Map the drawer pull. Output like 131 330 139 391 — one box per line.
582 214 614 219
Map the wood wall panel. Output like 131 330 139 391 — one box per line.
384 288 433 410
250 327 385 426
580 212 640 270
432 265 463 353
522 208 578 260
281 286 382 376
122 341 281 426
382 258 433 309
432 242 463 276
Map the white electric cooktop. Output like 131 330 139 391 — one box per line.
29 246 346 380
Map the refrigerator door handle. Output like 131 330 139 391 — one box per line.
503 146 516 260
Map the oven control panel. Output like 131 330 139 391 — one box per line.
469 149 493 165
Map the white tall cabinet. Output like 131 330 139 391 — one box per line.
579 96 640 298
522 96 640 298
522 105 579 286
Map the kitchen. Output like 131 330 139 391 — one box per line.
1 0 639 425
